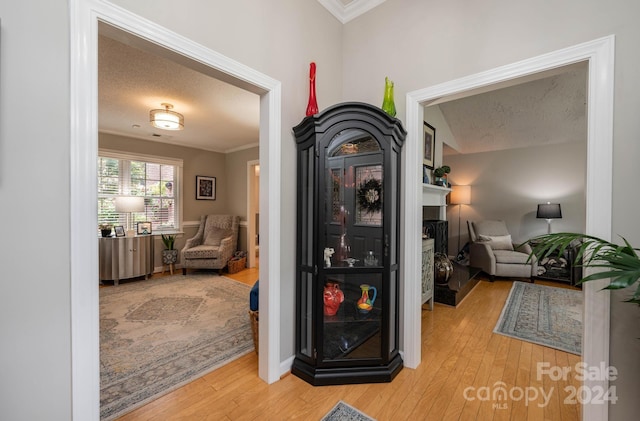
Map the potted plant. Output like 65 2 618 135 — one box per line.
528 233 640 305
433 165 451 187
161 234 179 269
99 223 113 237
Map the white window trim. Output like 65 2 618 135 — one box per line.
98 148 184 231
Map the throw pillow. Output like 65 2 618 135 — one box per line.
478 234 514 251
204 227 233 246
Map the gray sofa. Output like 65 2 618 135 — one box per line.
181 215 239 274
467 220 537 281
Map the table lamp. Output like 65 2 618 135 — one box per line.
115 196 145 236
537 202 562 234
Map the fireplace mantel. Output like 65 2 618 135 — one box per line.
422 183 451 220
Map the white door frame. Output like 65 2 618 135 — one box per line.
70 1 282 419
402 36 614 421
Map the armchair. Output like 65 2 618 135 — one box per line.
467 220 537 281
182 215 239 275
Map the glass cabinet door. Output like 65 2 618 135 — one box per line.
324 129 384 268
320 129 385 362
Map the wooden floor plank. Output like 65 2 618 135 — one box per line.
114 273 582 421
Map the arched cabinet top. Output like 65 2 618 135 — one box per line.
293 102 406 150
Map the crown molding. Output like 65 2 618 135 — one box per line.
317 0 386 24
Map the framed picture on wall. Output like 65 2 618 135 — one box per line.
196 175 216 200
423 122 435 169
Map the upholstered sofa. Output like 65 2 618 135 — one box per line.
181 215 239 274
467 220 537 281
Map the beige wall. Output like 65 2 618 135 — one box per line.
100 134 259 268
225 146 259 222
1 1 342 419
2 0 639 419
225 146 260 255
343 0 640 418
0 1 73 419
443 141 587 256
100 133 231 220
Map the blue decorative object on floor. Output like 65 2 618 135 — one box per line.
494 281 582 355
321 401 376 421
249 280 259 311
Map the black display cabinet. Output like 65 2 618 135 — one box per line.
292 102 405 386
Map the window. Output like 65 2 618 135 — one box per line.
98 150 182 233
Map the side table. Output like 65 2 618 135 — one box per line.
422 238 435 310
99 235 154 285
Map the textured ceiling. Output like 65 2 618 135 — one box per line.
99 35 260 153
99 20 587 157
439 62 588 155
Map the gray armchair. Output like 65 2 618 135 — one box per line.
467 220 537 281
182 215 239 274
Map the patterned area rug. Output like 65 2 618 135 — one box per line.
100 273 253 420
322 401 376 421
494 281 582 355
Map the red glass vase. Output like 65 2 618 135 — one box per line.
306 62 319 116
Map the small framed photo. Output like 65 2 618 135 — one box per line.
137 221 152 235
196 175 216 200
423 122 435 169
423 165 431 184
114 226 126 237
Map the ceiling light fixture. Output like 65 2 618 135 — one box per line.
150 103 184 131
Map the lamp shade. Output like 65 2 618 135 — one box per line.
150 103 184 131
450 185 471 205
536 203 562 219
115 196 145 213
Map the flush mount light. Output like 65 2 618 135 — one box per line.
150 103 184 131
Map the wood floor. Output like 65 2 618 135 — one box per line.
117 271 582 421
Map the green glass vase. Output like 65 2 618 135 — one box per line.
381 76 396 117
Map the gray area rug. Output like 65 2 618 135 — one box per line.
322 401 376 421
100 273 253 420
494 281 582 355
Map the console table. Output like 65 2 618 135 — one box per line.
99 235 154 285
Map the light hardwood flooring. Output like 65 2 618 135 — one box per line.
117 272 582 421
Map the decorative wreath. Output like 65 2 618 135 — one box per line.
357 178 383 214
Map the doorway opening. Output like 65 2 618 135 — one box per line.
70 1 283 418
402 35 614 421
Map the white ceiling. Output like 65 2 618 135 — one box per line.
99 14 587 157
99 35 260 153
439 62 588 155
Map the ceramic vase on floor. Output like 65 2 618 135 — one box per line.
434 253 454 284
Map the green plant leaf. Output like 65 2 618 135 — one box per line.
525 232 640 307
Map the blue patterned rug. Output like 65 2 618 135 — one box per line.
494 281 582 355
322 401 376 421
100 273 253 420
